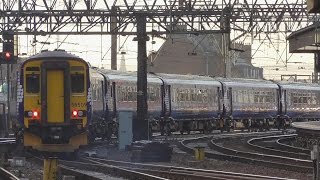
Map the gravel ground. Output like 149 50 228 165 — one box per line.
5 159 42 180
1 136 313 180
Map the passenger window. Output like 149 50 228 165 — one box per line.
26 74 40 93
71 74 84 93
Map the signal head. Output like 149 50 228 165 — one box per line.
0 51 16 64
4 52 10 60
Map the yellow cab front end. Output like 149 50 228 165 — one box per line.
19 50 90 152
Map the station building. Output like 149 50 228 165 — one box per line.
147 30 263 79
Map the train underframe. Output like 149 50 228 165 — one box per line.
151 115 292 135
22 124 88 152
89 114 295 140
89 119 118 142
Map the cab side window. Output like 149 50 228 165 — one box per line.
71 74 84 93
26 74 40 93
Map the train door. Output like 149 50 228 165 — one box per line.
164 85 171 117
41 61 70 124
111 82 117 119
161 84 171 117
101 80 105 113
216 81 227 118
227 87 233 116
217 87 221 113
47 70 64 123
283 89 287 115
276 88 281 115
223 87 232 117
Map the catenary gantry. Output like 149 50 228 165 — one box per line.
0 0 316 37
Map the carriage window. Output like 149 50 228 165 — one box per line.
26 74 40 93
71 74 84 93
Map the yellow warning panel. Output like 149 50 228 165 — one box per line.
43 158 57 180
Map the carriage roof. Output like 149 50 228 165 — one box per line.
25 50 83 61
215 77 279 89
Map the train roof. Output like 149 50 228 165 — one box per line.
276 81 320 91
96 69 163 84
155 73 221 86
215 78 279 89
25 49 83 61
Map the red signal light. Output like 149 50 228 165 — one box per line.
4 52 10 60
0 51 16 64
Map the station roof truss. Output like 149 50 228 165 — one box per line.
287 22 320 53
0 0 316 37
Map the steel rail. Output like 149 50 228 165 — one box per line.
247 134 310 160
60 160 168 180
59 165 103 180
28 152 167 180
0 167 20 180
178 135 312 173
209 136 312 171
276 137 310 154
82 155 295 180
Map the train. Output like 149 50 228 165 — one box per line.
17 50 90 152
91 69 320 137
16 49 320 152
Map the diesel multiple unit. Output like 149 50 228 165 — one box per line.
17 50 320 152
17 50 90 152
90 69 320 137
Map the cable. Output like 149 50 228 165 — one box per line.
57 25 77 49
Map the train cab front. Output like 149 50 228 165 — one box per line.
20 51 90 152
24 108 88 152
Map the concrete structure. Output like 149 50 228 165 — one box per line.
287 22 320 83
148 33 263 79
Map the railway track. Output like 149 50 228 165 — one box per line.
7 130 303 179
178 132 313 173
247 134 310 159
277 136 310 154
80 156 292 180
29 153 167 179
0 138 19 180
60 160 167 180
0 167 20 180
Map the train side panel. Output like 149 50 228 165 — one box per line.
157 74 222 133
169 81 220 120
279 83 320 121
98 69 163 120
230 86 278 119
216 78 279 130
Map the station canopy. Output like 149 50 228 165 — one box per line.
287 22 320 53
